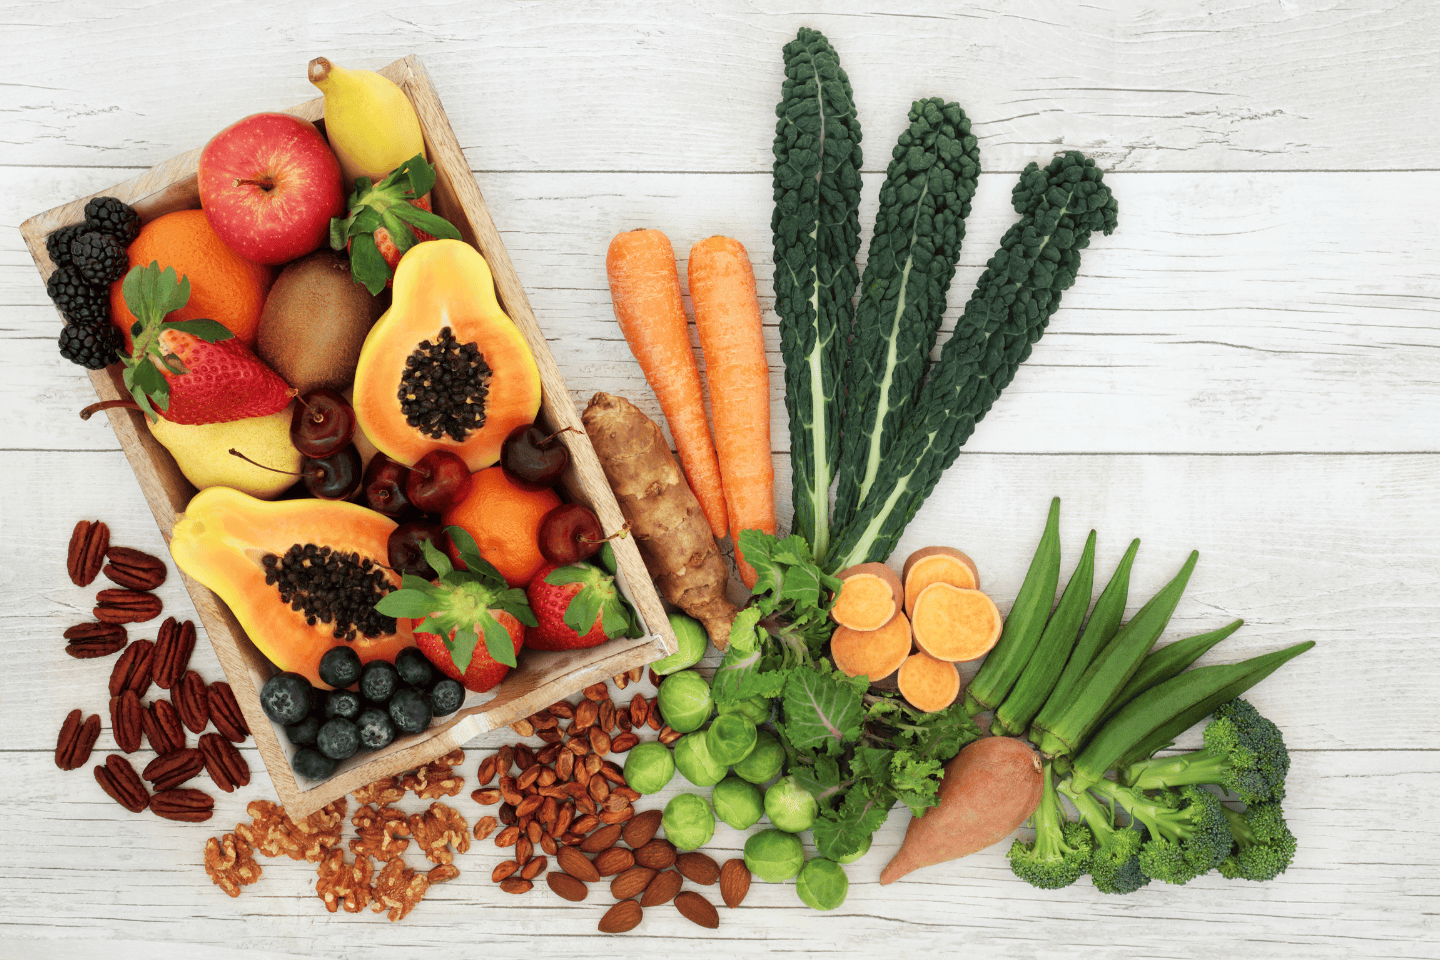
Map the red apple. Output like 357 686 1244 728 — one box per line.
197 113 345 265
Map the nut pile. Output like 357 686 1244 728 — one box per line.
56 519 251 821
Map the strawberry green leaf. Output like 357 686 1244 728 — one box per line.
444 624 480 673
445 527 507 586
544 563 602 587
158 353 188 376
601 601 629 638
349 234 390 296
496 587 538 628
481 616 518 668
390 202 462 240
400 574 434 592
375 588 441 619
160 318 234 343
397 154 436 196
418 538 454 580
564 589 602 636
380 210 417 254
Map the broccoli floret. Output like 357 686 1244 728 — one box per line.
1089 779 1233 885
1063 781 1150 895
1217 802 1297 882
1122 698 1289 804
1008 763 1092 889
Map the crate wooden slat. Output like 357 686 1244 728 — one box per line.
19 54 676 818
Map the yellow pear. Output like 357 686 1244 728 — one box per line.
149 404 302 499
308 57 426 187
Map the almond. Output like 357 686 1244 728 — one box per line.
594 846 635 877
633 838 676 870
719 859 751 908
640 868 682 907
492 860 519 883
609 865 655 900
580 822 623 853
674 891 719 929
499 877 533 895
622 809 662 848
598 899 642 934
675 851 721 885
546 871 588 902
556 845 600 882
521 855 547 881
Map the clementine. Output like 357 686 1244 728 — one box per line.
443 466 561 587
110 209 274 350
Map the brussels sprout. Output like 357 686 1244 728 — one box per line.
662 793 715 851
712 776 765 830
764 775 818 833
652 612 708 675
705 712 757 766
733 728 786 784
743 828 805 882
657 670 713 733
716 696 771 724
673 730 728 787
795 858 849 911
833 832 872 864
623 741 676 795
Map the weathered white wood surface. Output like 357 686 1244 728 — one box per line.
1 2 1437 958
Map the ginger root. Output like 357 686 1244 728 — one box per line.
582 392 737 648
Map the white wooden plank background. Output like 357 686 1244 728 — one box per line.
1 2 1437 958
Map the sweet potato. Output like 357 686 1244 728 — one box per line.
831 562 903 631
902 546 979 619
830 612 912 683
582 392 738 648
878 736 1043 884
896 651 960 713
910 583 1002 662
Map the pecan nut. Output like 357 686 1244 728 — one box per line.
143 747 204 791
67 519 109 587
142 698 185 756
55 709 101 770
103 546 168 591
152 616 196 689
150 787 214 822
199 733 251 793
110 689 144 754
94 588 163 625
174 670 210 734
63 621 127 659
108 637 154 698
207 681 249 742
94 754 148 812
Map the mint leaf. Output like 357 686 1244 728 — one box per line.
780 665 865 754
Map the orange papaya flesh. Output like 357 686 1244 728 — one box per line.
352 239 542 472
169 486 415 688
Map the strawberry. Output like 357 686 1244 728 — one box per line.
116 262 290 424
329 153 461 295
375 527 537 693
525 562 638 652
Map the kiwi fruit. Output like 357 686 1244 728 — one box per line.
256 250 385 394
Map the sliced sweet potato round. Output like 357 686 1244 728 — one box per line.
830 562 903 631
902 546 979 619
830 612 912 683
896 651 962 713
910 583 1002 662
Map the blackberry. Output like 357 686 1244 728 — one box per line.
57 321 123 369
45 223 87 267
83 196 141 247
46 266 110 326
70 231 128 284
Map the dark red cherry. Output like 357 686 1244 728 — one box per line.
362 453 417 519
303 444 363 500
290 389 356 459
500 423 571 490
405 449 473 513
538 502 606 565
387 520 449 579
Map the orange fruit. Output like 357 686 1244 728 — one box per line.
442 466 561 587
110 209 274 350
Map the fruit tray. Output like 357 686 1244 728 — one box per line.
19 55 676 817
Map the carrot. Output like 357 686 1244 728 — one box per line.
830 613 912 683
686 235 776 586
830 562 903 631
896 651 961 713
910 583 1003 662
606 229 728 539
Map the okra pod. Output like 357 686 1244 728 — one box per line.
991 530 1096 737
1099 619 1244 726
1031 550 1199 759
1029 538 1139 747
1069 639 1316 791
963 497 1062 717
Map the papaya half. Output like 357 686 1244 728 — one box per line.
352 239 542 471
169 486 415 688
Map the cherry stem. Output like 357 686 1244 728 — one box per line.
291 390 328 424
580 521 631 545
233 176 275 191
541 426 582 445
228 448 302 476
79 398 141 421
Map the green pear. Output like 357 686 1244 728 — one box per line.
149 403 302 499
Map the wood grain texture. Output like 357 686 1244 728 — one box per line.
2 0 1438 956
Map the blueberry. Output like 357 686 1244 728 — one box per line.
429 678 465 717
260 672 312 725
388 686 432 735
307 684 329 718
360 660 400 704
285 716 322 747
326 688 363 722
317 717 360 761
318 646 363 688
356 708 396 750
292 747 337 781
395 647 435 688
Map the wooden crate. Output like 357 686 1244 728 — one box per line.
19 55 676 817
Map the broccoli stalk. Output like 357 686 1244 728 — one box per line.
1062 781 1150 895
1088 779 1233 885
1217 802 1297 882
1007 762 1092 889
1121 698 1290 804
